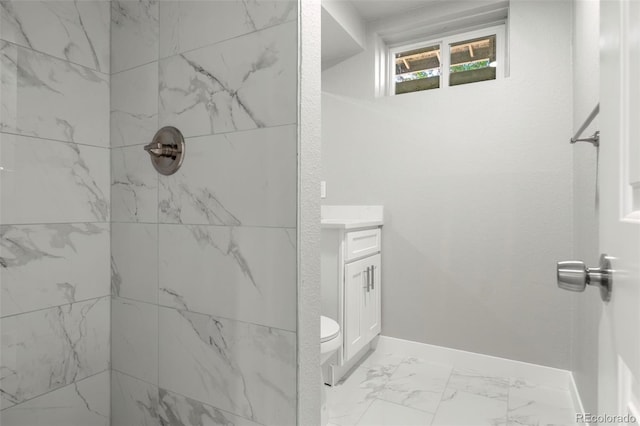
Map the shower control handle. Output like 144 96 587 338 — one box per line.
144 141 180 158
556 254 612 301
143 127 185 176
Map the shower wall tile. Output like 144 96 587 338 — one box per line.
0 41 17 135
158 306 296 426
158 125 296 227
110 0 159 73
0 42 109 147
0 371 110 426
158 387 262 426
111 370 159 426
158 21 297 138
0 1 110 73
111 145 158 223
112 298 158 385
0 296 110 409
0 134 110 225
158 224 296 331
111 223 158 304
110 61 159 148
0 223 110 318
159 0 296 58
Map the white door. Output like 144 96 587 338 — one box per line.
599 0 640 420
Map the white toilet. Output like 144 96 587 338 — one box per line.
321 316 341 426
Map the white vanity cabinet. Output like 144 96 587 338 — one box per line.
343 232 381 360
321 207 383 385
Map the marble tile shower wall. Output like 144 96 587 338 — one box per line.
109 1 298 426
0 1 111 425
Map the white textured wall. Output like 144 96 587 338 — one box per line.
322 0 575 368
571 0 600 415
298 0 322 425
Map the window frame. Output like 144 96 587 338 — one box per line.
388 24 506 96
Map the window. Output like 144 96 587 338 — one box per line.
389 26 505 95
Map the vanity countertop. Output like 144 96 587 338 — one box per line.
321 205 384 229
321 218 383 229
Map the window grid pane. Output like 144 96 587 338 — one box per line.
394 44 441 94
449 35 497 87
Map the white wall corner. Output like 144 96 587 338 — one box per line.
321 0 366 48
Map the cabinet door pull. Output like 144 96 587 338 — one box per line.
363 266 370 292
371 265 375 290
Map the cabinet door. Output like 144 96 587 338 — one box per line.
365 254 381 338
343 257 369 361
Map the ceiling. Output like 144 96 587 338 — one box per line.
349 0 437 23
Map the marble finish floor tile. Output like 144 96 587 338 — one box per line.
327 348 580 426
327 366 395 426
356 399 434 426
507 379 576 426
379 359 452 414
446 368 510 401
432 389 507 426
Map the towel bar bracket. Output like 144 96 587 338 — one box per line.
571 131 600 147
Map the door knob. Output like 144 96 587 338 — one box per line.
556 254 612 302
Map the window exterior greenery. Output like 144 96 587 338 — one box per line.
389 26 505 95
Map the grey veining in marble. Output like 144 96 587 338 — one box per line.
0 371 110 426
111 0 158 73
158 388 263 426
158 125 296 228
0 0 110 73
111 223 158 304
447 369 510 401
111 370 159 426
159 224 296 331
0 42 109 147
0 134 110 225
111 297 158 385
159 307 296 425
1 296 110 409
380 358 453 414
111 145 158 222
1 223 110 317
159 21 297 138
159 0 296 57
110 61 158 147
